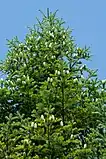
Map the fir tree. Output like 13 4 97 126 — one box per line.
0 9 106 158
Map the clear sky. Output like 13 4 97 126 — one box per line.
0 0 106 79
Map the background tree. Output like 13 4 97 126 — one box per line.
0 9 106 158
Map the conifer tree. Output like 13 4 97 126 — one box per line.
0 9 106 158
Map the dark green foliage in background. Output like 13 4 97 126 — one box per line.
0 9 106 158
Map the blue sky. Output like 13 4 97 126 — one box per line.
0 0 106 79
